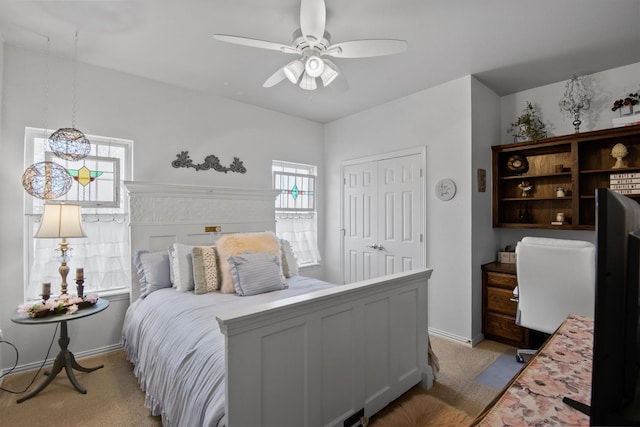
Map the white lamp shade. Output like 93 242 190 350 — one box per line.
35 204 87 238
283 60 305 84
299 73 317 90
304 55 325 78
320 62 339 87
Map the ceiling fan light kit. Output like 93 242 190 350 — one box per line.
284 59 305 84
299 73 317 90
305 55 324 77
213 0 407 91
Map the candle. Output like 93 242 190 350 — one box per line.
42 282 51 298
76 268 84 280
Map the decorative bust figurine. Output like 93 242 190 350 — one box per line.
611 143 629 169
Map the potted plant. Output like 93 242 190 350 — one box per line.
507 101 548 142
611 92 639 116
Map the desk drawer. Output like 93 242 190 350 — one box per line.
486 271 517 289
485 312 522 345
487 286 518 316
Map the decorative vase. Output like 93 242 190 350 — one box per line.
619 105 635 117
611 143 629 169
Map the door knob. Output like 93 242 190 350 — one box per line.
367 244 379 250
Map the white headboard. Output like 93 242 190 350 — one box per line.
125 181 279 301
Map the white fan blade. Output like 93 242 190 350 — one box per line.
263 67 287 88
324 39 408 58
213 34 299 54
300 0 326 46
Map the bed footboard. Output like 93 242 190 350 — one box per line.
217 268 433 427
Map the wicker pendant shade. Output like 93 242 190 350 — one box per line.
48 127 91 160
22 161 73 200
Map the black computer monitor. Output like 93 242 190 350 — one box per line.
590 188 640 425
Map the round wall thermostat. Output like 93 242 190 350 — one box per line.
435 178 456 201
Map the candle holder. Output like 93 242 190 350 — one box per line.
76 279 85 299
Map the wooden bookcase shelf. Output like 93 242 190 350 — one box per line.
492 125 640 230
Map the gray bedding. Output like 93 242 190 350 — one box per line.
122 275 335 427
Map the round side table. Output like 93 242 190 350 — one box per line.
11 299 110 403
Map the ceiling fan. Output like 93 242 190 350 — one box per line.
213 0 408 91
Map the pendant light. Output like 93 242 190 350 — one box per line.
22 161 73 200
22 36 74 200
49 31 90 161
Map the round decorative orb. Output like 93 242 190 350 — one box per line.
22 161 73 199
48 128 91 160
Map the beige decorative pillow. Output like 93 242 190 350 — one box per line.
192 246 220 294
215 231 280 293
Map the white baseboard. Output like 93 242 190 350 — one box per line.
428 327 472 346
0 343 123 377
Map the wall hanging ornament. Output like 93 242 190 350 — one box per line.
172 151 247 173
48 31 90 161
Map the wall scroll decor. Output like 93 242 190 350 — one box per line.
172 151 247 173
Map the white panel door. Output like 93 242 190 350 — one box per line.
377 154 423 276
343 161 378 282
342 152 424 284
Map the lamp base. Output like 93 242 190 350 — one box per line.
59 260 69 295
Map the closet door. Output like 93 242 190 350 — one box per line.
378 154 423 276
343 161 379 282
342 152 424 284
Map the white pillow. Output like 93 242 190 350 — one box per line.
170 243 197 292
228 251 287 296
167 244 176 286
280 239 299 277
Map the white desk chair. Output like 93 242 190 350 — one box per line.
514 237 595 362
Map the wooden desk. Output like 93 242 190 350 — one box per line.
474 314 593 426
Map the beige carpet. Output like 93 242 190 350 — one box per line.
0 336 512 426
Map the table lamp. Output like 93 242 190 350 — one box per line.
35 203 86 295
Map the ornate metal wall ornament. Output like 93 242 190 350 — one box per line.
172 151 247 173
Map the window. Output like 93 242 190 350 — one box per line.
24 127 132 299
272 160 321 266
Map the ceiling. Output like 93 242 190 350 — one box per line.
0 0 639 123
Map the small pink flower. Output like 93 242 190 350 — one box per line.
85 294 99 304
66 304 79 315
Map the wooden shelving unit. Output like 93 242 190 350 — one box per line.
492 125 640 230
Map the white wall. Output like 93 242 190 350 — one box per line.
0 45 325 371
0 35 5 378
470 78 501 344
325 76 480 342
498 62 640 248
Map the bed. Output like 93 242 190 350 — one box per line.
122 181 433 427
